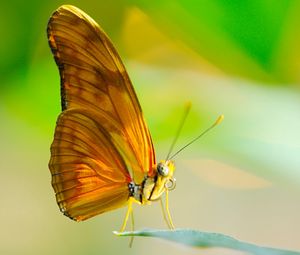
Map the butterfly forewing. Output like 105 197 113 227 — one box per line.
48 5 155 220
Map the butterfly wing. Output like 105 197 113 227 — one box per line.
50 108 131 221
47 5 156 185
48 5 156 220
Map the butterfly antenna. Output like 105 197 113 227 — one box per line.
165 102 192 161
168 114 224 160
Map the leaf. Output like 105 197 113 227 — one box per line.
114 228 300 255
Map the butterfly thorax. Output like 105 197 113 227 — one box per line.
129 160 176 204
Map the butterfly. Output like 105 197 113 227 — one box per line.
47 5 177 231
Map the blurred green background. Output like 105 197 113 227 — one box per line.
1 0 300 254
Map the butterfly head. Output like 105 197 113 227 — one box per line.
157 160 176 189
145 160 176 201
157 160 175 180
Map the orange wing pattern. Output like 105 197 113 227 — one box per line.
48 5 155 220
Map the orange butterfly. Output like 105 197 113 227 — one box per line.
47 5 176 231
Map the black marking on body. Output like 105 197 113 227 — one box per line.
148 174 158 201
128 182 135 198
140 178 146 203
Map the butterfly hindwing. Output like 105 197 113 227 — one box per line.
50 109 131 221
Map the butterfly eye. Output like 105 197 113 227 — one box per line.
157 163 169 176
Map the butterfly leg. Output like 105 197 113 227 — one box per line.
159 190 175 229
165 189 175 229
120 198 133 232
159 197 172 229
129 205 135 247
